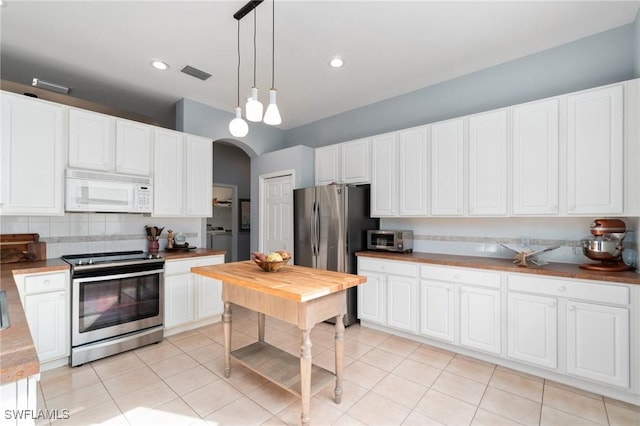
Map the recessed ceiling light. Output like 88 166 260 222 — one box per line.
329 57 344 68
151 60 170 71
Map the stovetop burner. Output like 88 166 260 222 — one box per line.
62 250 164 272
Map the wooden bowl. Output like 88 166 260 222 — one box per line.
253 259 288 272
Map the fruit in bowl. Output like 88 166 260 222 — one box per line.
251 250 291 272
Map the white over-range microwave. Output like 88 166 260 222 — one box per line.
65 169 153 213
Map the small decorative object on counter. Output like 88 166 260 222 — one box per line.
501 244 559 267
145 225 164 255
167 229 174 249
251 250 291 272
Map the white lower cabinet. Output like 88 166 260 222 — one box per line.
164 255 224 333
419 280 455 342
13 271 70 366
507 292 558 369
387 274 419 333
566 301 629 388
459 285 501 354
357 270 385 323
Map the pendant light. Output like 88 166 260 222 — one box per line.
245 9 264 122
229 19 248 137
263 0 281 126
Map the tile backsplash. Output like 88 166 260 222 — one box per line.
1 213 204 258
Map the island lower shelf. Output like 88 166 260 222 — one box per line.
232 341 335 397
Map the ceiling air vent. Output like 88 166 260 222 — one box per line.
181 65 212 81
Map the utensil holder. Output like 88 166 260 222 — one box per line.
148 240 159 255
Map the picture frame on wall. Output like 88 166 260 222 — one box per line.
239 199 250 232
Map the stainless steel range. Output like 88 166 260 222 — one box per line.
62 250 165 366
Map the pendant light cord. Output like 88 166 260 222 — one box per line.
236 19 241 107
253 9 257 87
271 0 275 89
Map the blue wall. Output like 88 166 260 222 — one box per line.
284 23 637 148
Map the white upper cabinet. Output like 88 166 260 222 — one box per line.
1 92 65 215
153 128 185 216
69 108 152 176
370 132 399 216
115 119 152 176
431 119 464 216
315 138 370 185
566 84 623 215
185 135 213 217
512 99 559 215
68 108 114 171
398 127 429 216
468 109 508 216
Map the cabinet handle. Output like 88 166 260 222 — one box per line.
59 294 65 300
568 205 575 211
558 286 566 292
44 280 50 286
551 205 558 212
453 274 460 280
568 305 575 311
549 302 556 308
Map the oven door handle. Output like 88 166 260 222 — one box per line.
72 268 165 284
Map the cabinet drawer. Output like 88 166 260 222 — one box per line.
421 265 501 288
165 255 224 275
358 258 417 277
24 273 67 294
508 274 629 305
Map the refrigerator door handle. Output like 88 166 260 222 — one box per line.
315 201 321 258
311 201 318 256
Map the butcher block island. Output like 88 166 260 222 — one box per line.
191 260 367 426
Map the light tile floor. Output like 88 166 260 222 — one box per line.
37 305 640 425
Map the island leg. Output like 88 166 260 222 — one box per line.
223 301 232 378
334 313 345 404
300 327 312 426
257 312 266 342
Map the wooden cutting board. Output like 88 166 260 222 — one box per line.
0 234 46 263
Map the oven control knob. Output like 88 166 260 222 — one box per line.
77 260 84 265
88 259 94 265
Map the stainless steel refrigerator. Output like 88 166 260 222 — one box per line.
294 184 379 326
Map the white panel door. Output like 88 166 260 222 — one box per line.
153 129 184 216
341 138 371 184
262 174 294 255
460 286 501 354
512 99 559 215
507 292 557 368
185 135 213 217
164 274 195 328
387 275 418 333
566 301 629 388
196 275 223 319
1 93 65 215
468 109 508 215
399 127 428 216
315 145 340 185
68 108 114 171
116 119 152 176
567 85 623 215
371 133 398 216
431 119 464 216
420 280 455 342
24 291 67 362
357 271 385 324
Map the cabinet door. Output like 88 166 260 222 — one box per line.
507 292 557 369
387 275 418 333
164 274 195 328
370 133 398 216
196 275 223 319
431 119 464 216
512 99 559 215
1 93 65 215
68 108 114 171
420 280 455 342
341 138 371 184
566 301 629 388
567 85 623 215
460 286 501 354
315 145 340 185
357 271 385 324
399 127 428 216
116 119 152 176
185 135 213 217
24 291 67 361
153 129 184 216
468 110 508 215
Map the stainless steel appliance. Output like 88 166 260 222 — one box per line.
580 219 632 271
62 251 164 366
294 184 379 326
65 169 153 213
367 230 414 253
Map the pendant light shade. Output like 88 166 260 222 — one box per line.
246 87 263 122
229 106 248 137
263 89 281 125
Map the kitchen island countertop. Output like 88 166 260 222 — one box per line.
356 251 640 285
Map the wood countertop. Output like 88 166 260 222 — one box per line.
192 261 366 302
356 251 640 285
162 248 226 261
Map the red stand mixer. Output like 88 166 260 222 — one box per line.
580 219 633 272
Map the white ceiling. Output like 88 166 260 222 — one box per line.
1 1 639 129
